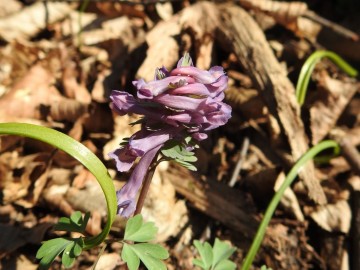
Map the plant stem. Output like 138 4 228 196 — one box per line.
241 140 339 270
134 163 157 215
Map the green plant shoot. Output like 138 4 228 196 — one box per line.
121 214 169 270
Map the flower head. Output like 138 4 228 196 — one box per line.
109 53 231 217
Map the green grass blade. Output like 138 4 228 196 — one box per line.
0 123 117 249
241 140 340 270
296 50 358 106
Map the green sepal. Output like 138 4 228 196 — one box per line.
179 52 193 67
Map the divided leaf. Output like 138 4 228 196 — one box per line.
193 238 236 270
124 214 157 242
53 211 90 233
161 139 198 171
193 240 213 270
212 238 236 267
122 243 169 270
36 238 73 270
36 237 84 270
122 243 141 270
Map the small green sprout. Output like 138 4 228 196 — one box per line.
193 238 236 270
121 214 169 270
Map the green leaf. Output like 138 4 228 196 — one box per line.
174 159 197 171
37 237 84 270
126 243 169 270
260 266 273 270
62 242 76 268
70 211 83 226
213 260 236 270
122 243 140 270
0 123 117 250
36 238 73 270
72 239 83 257
161 139 198 171
54 212 90 233
212 238 236 267
193 258 206 269
124 214 158 242
193 240 213 270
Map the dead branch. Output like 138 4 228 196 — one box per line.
216 5 326 204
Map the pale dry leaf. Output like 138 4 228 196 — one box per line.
85 210 102 236
0 64 63 120
89 253 121 270
91 69 112 103
59 11 98 37
79 16 144 53
239 0 308 22
195 35 213 70
310 73 359 144
274 171 304 221
42 184 73 216
0 0 22 18
44 99 90 122
156 2 173 21
310 200 351 233
218 5 326 204
62 61 92 103
0 2 76 42
142 164 188 242
137 2 219 81
2 153 50 206
65 185 107 218
103 114 141 161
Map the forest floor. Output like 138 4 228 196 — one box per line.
0 1 360 269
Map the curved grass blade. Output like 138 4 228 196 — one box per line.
241 140 340 270
296 50 358 106
0 123 117 249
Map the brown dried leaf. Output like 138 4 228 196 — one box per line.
2 153 50 206
0 0 22 18
86 253 121 270
0 64 63 121
95 2 146 18
0 2 76 42
311 200 351 233
62 61 91 103
240 0 308 23
137 2 220 81
0 222 52 257
142 165 188 242
65 185 107 218
43 99 90 122
274 172 304 221
218 5 326 204
310 73 359 144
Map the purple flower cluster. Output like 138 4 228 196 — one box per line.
109 54 231 217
